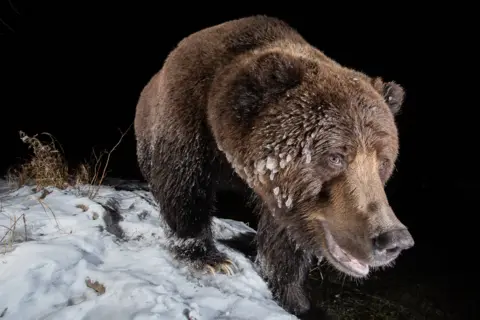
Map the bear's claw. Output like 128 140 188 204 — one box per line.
204 259 236 276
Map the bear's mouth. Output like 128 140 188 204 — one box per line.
321 223 369 277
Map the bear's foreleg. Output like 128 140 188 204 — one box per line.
255 211 313 316
147 137 235 276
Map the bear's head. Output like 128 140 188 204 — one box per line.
210 48 414 278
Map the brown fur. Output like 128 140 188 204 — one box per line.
134 15 413 317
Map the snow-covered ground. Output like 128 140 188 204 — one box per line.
0 180 296 320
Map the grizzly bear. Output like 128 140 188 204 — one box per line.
134 15 414 317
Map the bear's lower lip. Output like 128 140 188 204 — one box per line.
321 223 369 277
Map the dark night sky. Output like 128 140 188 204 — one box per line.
1 1 478 314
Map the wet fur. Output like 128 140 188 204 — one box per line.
134 15 406 317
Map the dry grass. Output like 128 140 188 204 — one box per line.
1 185 28 251
0 212 27 253
74 163 90 186
1 179 71 253
7 131 69 191
1 127 131 253
6 126 131 200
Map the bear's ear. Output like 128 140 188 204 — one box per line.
372 77 405 115
231 51 306 122
247 51 306 94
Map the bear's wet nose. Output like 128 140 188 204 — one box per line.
372 229 414 255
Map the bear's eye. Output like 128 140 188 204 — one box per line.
328 153 344 168
379 158 390 169
378 158 391 179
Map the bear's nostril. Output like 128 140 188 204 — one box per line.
372 232 393 251
372 228 414 255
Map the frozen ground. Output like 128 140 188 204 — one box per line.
0 180 296 320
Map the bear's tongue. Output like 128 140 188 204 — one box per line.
322 224 369 276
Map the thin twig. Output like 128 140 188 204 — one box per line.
22 214 27 241
0 18 14 33
89 123 132 199
0 224 15 243
99 124 132 185
8 0 20 15
38 199 61 230
0 213 24 244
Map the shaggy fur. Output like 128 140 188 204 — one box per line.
134 15 414 317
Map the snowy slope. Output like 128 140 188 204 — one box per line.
0 180 296 320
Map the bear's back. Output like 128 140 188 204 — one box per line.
135 16 308 141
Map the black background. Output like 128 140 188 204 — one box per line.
1 1 478 317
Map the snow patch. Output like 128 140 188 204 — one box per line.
0 180 296 320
